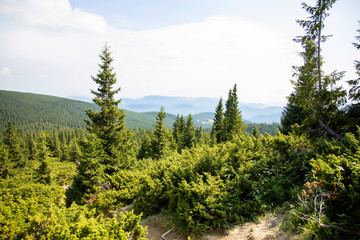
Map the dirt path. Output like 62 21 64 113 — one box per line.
141 210 298 240
202 211 298 240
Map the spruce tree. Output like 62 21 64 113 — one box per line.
0 143 10 179
69 138 82 163
223 84 245 141
3 121 25 169
27 134 37 161
289 0 346 139
211 98 224 143
195 126 205 145
280 100 307 134
173 114 186 151
85 44 132 170
251 125 260 138
66 133 104 205
35 131 52 184
151 107 170 159
182 114 196 149
137 132 152 159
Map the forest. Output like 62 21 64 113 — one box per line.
1 0 360 239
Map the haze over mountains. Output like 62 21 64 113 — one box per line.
72 95 283 124
119 95 283 123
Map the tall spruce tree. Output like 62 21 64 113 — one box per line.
85 44 132 170
289 0 346 140
223 84 245 141
173 115 185 144
211 97 224 143
0 143 10 179
3 121 25 169
35 131 52 184
182 114 196 149
151 107 170 159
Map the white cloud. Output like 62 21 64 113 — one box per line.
0 67 11 77
0 0 107 34
108 16 298 105
0 1 300 106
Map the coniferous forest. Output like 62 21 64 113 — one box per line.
1 1 360 239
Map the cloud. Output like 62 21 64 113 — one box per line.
0 67 11 77
0 0 299 106
109 15 298 105
0 0 107 34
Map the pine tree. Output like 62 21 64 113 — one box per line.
211 98 224 143
66 133 104 205
27 134 37 161
0 143 10 178
182 114 196 149
52 129 62 159
35 131 52 184
3 121 25 169
173 114 186 151
280 100 307 134
137 132 152 159
69 138 82 163
173 115 183 143
289 0 346 139
151 107 170 159
251 125 260 138
195 126 205 145
85 44 132 171
223 84 245 141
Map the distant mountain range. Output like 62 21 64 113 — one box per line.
0 90 283 132
117 95 283 123
70 95 283 123
0 90 216 131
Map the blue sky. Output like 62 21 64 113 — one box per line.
0 0 359 106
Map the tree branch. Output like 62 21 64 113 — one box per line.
318 119 343 140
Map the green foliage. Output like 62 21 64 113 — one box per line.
133 132 315 234
223 84 245 141
66 133 105 206
289 0 346 140
211 85 245 144
2 121 26 173
280 101 307 134
0 188 146 239
0 90 99 131
150 107 174 159
0 125 147 239
86 44 133 169
211 98 224 143
35 131 53 184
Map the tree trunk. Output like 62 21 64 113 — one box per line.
318 119 343 140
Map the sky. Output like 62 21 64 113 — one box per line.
0 0 359 106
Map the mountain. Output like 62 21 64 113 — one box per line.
119 95 283 123
0 90 214 131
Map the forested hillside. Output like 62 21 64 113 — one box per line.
1 1 360 239
0 90 279 135
0 90 197 130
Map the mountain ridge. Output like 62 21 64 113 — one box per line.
117 95 283 123
0 90 214 131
